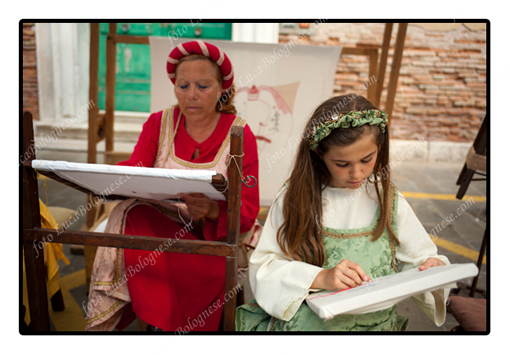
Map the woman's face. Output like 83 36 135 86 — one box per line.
174 59 223 120
320 133 379 189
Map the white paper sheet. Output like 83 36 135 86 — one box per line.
306 263 478 319
33 160 226 201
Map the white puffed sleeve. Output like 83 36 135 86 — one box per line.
249 188 323 321
394 192 451 326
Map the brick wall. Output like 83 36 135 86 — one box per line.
279 23 487 143
23 23 39 120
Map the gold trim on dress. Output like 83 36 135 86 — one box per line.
389 237 398 273
269 317 276 331
155 109 168 164
167 111 246 169
86 300 124 324
322 228 374 239
387 183 399 272
161 109 182 167
322 183 396 239
321 182 400 274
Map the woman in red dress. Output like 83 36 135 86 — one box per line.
85 41 259 332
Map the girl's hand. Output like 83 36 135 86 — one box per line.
180 193 219 222
311 259 369 291
418 257 445 271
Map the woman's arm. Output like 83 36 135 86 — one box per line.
117 112 163 168
180 192 220 221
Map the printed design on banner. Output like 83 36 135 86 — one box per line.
235 82 300 153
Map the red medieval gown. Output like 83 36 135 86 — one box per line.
115 108 259 331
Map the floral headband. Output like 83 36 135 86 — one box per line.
308 109 388 149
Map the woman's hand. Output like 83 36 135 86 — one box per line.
311 259 369 291
418 257 445 271
180 193 219 222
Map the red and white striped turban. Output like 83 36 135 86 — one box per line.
167 40 234 91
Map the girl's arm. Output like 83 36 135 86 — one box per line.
395 194 450 270
249 187 323 321
311 259 369 290
395 192 451 326
418 257 446 270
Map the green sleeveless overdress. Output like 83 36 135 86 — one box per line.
236 184 408 331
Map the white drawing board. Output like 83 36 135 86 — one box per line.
306 263 478 319
33 160 226 201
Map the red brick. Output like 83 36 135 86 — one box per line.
446 108 467 116
190 26 489 142
22 23 39 121
428 108 445 115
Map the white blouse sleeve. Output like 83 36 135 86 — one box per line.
249 188 323 321
394 192 451 326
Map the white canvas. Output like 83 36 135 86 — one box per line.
33 160 226 201
306 263 479 320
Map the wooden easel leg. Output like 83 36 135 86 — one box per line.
385 23 408 120
456 115 486 200
470 228 487 297
22 111 50 331
50 289 65 312
374 23 393 108
456 166 476 200
456 163 468 186
221 126 244 332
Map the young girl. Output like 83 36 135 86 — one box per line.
236 94 450 331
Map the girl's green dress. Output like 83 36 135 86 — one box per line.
236 184 409 331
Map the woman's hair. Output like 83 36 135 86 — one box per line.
173 54 237 114
276 94 398 267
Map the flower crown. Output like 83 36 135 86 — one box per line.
308 109 388 149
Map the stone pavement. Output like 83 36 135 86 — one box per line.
32 149 487 332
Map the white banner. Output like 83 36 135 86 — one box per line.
150 36 342 205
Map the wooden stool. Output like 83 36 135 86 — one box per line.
455 115 487 297
447 296 487 332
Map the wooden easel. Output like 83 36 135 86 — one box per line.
341 23 408 118
22 110 244 332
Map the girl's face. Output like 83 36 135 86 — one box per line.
320 133 379 189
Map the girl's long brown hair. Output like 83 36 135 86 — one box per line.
277 94 399 267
